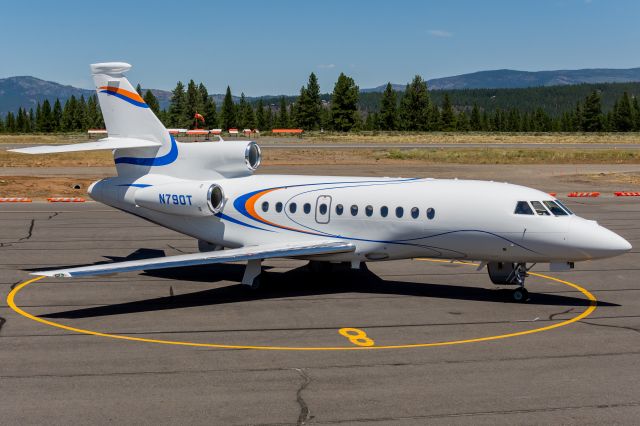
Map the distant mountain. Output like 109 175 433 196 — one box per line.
3 67 640 116
0 76 92 116
361 68 640 92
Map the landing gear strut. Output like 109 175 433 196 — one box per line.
242 259 262 290
510 263 529 303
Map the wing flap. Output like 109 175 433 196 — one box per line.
34 240 355 278
9 137 161 154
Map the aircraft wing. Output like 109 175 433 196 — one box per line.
9 137 161 154
32 240 355 278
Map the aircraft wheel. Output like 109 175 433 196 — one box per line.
512 288 529 303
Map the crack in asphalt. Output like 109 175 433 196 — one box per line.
0 212 58 248
294 368 312 425
0 316 6 335
548 308 574 321
580 320 640 335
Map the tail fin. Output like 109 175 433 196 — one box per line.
91 62 168 144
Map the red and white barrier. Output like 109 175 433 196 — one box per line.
0 197 32 202
567 192 600 198
614 191 640 197
47 197 86 203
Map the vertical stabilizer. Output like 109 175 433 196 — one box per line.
90 62 175 175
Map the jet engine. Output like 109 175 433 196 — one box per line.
134 181 225 217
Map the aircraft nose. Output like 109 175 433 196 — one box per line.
569 218 632 259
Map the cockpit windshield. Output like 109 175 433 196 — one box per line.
554 199 574 215
543 200 568 216
514 201 534 215
530 201 550 216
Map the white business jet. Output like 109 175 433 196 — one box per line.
11 63 632 302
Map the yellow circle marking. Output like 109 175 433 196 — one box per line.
339 327 375 347
7 264 597 351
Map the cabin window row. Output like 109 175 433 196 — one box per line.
260 201 435 219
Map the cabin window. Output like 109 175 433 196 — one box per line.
426 208 435 219
554 200 574 215
336 204 344 215
395 207 404 218
514 201 534 215
543 200 568 216
289 202 297 213
351 205 359 216
275 202 283 213
530 201 550 216
261 201 269 212
380 206 388 217
411 207 419 219
303 203 311 214
319 203 328 215
365 205 373 217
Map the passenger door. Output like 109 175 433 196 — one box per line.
315 195 332 224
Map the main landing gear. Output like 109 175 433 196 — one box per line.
242 259 262 290
487 262 533 303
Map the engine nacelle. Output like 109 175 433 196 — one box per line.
134 181 225 217
487 262 519 285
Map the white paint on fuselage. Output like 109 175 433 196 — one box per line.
89 174 631 264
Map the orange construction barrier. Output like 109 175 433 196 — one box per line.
0 197 32 202
272 128 303 134
548 192 557 197
567 192 600 198
614 191 640 197
47 197 86 203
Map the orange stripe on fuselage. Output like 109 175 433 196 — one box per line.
98 86 145 103
245 188 321 234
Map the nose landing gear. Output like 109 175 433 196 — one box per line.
487 262 533 303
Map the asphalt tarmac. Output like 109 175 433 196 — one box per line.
1 191 639 424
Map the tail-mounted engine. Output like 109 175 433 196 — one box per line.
134 181 225 217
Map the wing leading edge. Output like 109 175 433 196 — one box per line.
33 240 355 278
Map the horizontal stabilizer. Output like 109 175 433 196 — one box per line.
33 240 355 278
9 138 161 154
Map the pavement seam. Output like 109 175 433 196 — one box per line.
580 320 640 335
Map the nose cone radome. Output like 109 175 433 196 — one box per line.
569 218 632 260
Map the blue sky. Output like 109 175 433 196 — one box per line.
1 0 638 95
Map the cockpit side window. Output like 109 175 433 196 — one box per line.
530 201 550 216
514 201 534 215
543 200 568 216
554 200 574 215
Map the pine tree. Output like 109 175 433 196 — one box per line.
76 95 87 130
220 86 236 130
277 96 290 128
0 115 4 133
61 96 77 131
581 91 603 132
35 103 42 132
572 102 583 131
168 81 187 128
197 83 217 128
135 84 143 96
456 111 470 131
265 106 274 131
614 91 633 131
294 87 307 129
52 98 62 131
329 73 359 131
185 80 204 129
429 104 441 131
255 99 266 130
378 83 398 130
470 103 481 131
40 99 53 132
632 97 640 131
304 72 322 130
440 93 456 131
398 76 430 130
143 90 161 115
5 112 16 132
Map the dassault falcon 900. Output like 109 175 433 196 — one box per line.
11 62 632 302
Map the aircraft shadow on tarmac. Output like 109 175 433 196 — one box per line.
40 261 618 320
